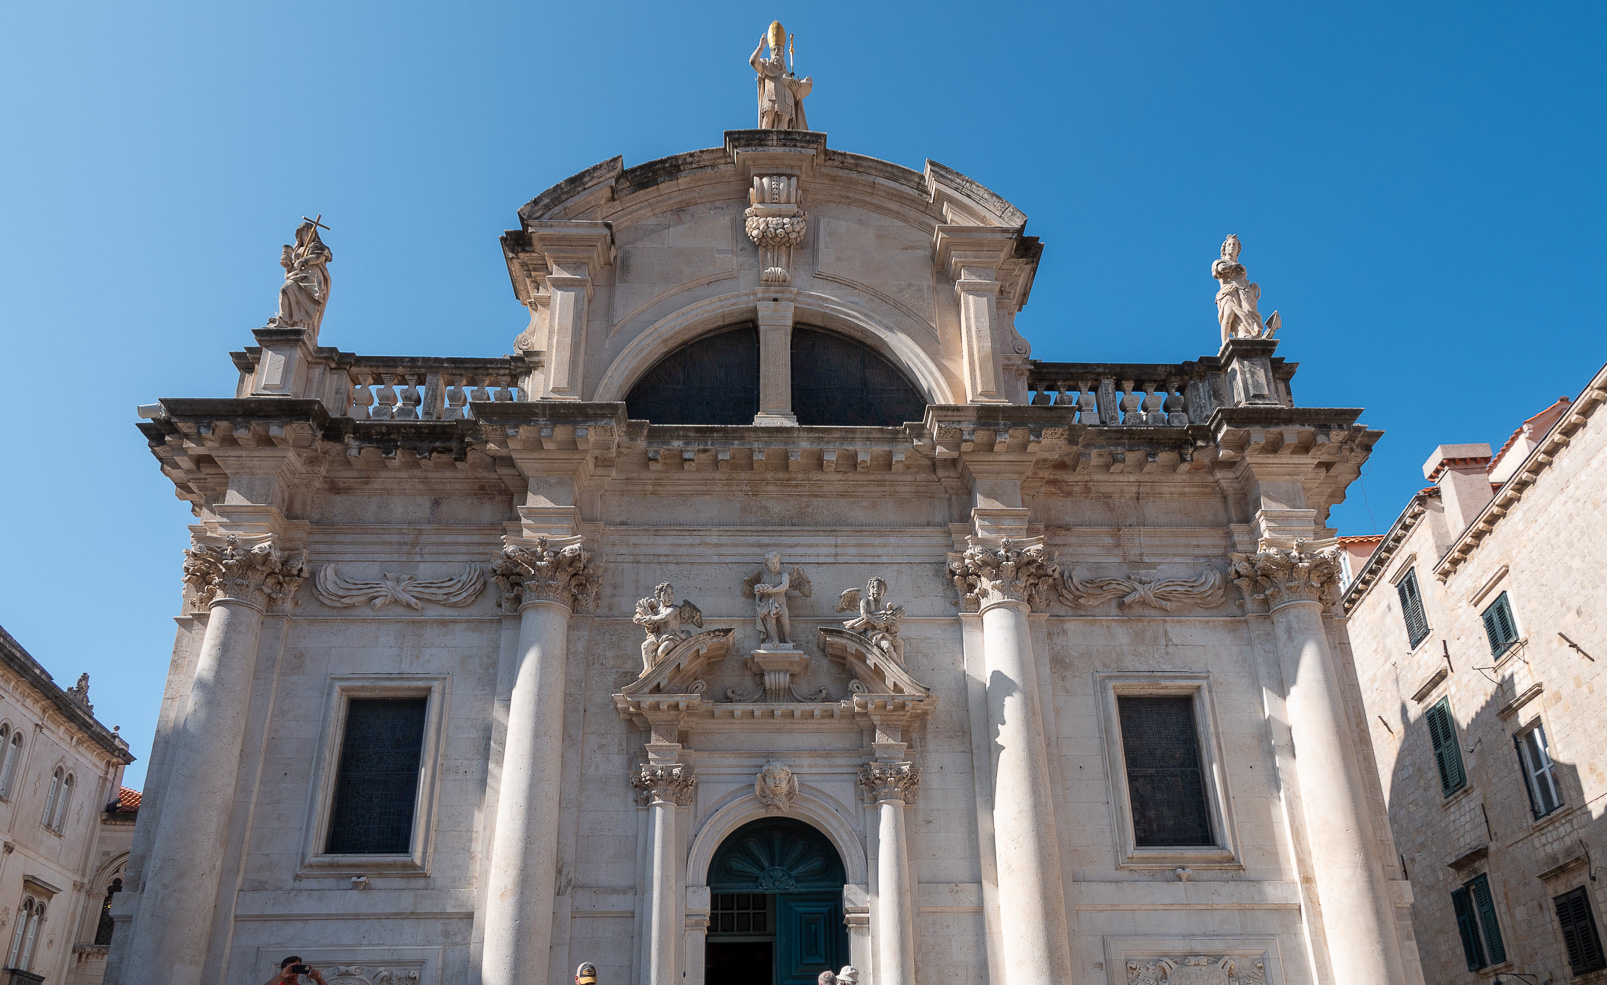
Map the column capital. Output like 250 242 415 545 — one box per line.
633 762 696 806
946 536 1057 613
1229 540 1343 613
492 536 603 613
859 760 921 804
182 535 307 612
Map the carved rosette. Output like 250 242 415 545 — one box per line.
182 535 307 612
858 761 921 804
946 537 1057 613
492 537 603 612
632 763 696 806
1228 544 1343 613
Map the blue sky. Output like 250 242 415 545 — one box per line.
3 2 1603 787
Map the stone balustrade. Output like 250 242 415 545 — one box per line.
1027 356 1294 425
343 358 523 421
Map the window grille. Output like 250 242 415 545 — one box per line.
1116 695 1214 847
710 893 773 937
1555 886 1607 975
1515 723 1562 818
1482 592 1519 657
325 697 428 854
1451 873 1505 970
1396 569 1430 648
1425 698 1467 797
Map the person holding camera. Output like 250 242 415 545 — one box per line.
265 956 328 985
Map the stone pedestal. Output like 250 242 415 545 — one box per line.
1218 337 1282 407
744 647 812 702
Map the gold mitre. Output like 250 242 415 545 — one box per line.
767 20 787 53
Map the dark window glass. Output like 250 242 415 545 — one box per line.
93 877 121 945
624 326 760 425
1556 887 1607 975
1452 886 1486 970
325 697 428 854
790 328 926 426
1426 698 1467 797
709 892 772 939
1482 592 1520 657
1117 695 1214 847
1396 569 1430 648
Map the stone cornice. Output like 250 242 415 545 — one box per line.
1339 489 1440 613
0 628 133 763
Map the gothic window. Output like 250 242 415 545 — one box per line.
94 877 122 945
1 731 21 798
790 327 926 426
51 773 74 832
1482 592 1520 657
41 767 63 829
625 326 760 425
1116 695 1214 847
1451 873 1506 970
1396 568 1430 648
0 725 12 799
325 697 429 854
1555 886 1607 975
6 896 44 971
1426 698 1467 798
1515 721 1562 819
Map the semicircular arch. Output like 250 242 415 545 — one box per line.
687 784 866 887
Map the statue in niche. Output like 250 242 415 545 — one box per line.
632 582 704 671
1211 234 1279 344
742 552 811 647
835 577 906 663
267 216 333 333
750 21 811 130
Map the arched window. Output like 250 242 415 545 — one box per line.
0 726 10 799
52 774 74 832
94 877 122 945
41 768 62 828
6 896 42 971
0 732 21 798
790 327 926 426
625 326 759 425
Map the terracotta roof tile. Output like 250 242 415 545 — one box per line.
109 787 141 813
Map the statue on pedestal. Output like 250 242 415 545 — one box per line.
750 21 812 130
742 552 811 646
1211 234 1279 344
267 216 333 333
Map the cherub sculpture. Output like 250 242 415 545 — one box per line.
632 582 704 671
835 577 905 663
742 552 811 647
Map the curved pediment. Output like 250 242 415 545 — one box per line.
817 627 931 698
620 628 736 697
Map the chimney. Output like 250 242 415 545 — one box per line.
1422 443 1494 535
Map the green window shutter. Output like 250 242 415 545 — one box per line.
1427 700 1466 796
1483 592 1518 656
1469 874 1506 964
1396 570 1430 647
1556 887 1607 975
1452 886 1486 970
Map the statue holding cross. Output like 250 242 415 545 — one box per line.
266 215 333 335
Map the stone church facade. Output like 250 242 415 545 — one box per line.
111 54 1422 985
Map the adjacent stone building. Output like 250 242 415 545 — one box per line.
0 627 136 985
1343 365 1607 984
112 31 1423 985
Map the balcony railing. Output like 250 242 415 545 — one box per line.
340 357 524 421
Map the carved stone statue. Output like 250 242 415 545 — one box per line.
754 761 798 813
835 577 905 663
750 21 812 130
742 552 812 646
267 218 333 334
67 673 91 710
632 582 705 671
1211 234 1279 344
817 967 860 985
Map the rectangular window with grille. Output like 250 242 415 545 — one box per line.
1555 886 1607 975
1117 695 1214 847
1515 722 1563 818
1482 591 1520 658
1451 873 1506 970
1426 698 1467 797
709 893 774 938
325 697 429 854
1396 568 1431 648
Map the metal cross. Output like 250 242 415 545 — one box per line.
301 214 330 232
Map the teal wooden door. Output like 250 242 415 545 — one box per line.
775 892 846 985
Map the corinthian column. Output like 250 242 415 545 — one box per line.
1230 544 1407 985
123 536 305 985
860 761 920 985
482 537 602 985
947 538 1073 984
633 763 695 985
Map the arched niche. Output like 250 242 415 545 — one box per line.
624 324 926 426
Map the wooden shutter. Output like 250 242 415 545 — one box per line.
1515 734 1541 818
1452 886 1485 970
1396 570 1430 647
1482 592 1518 656
1427 700 1466 796
1555 887 1607 974
1469 875 1506 964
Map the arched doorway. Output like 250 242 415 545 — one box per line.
705 817 849 985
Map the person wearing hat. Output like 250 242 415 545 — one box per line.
575 962 598 984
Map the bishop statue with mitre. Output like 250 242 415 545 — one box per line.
750 20 812 130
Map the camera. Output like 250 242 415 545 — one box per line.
290 966 311 976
